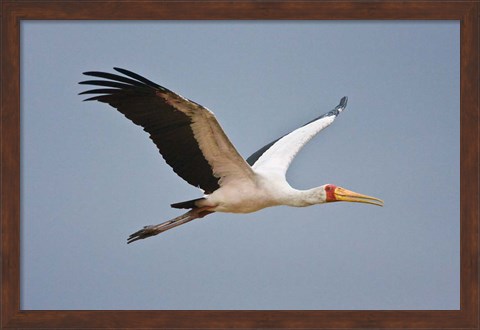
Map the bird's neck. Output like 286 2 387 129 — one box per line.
286 187 324 207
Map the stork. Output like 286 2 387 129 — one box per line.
79 68 383 244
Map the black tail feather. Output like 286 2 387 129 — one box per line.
171 197 206 209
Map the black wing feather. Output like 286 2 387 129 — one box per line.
80 68 220 194
83 71 146 87
79 80 136 89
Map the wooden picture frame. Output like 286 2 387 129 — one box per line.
1 1 478 328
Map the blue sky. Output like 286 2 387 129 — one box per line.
20 21 459 310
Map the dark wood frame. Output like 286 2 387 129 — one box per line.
1 1 478 329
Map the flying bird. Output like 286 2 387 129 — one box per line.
79 68 383 244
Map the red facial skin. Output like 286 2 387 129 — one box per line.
324 184 337 202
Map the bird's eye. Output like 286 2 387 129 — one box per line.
325 186 330 191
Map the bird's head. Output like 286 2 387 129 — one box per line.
321 184 384 206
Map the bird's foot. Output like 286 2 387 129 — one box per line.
127 225 160 244
126 208 212 244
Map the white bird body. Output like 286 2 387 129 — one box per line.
80 68 383 243
202 173 297 213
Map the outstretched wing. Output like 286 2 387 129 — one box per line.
247 97 348 177
80 68 254 194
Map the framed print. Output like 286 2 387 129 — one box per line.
1 1 478 329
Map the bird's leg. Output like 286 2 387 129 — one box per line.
127 207 212 244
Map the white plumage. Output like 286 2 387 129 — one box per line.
80 68 383 243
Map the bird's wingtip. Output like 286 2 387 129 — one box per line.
82 71 100 76
113 67 132 75
338 96 348 110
